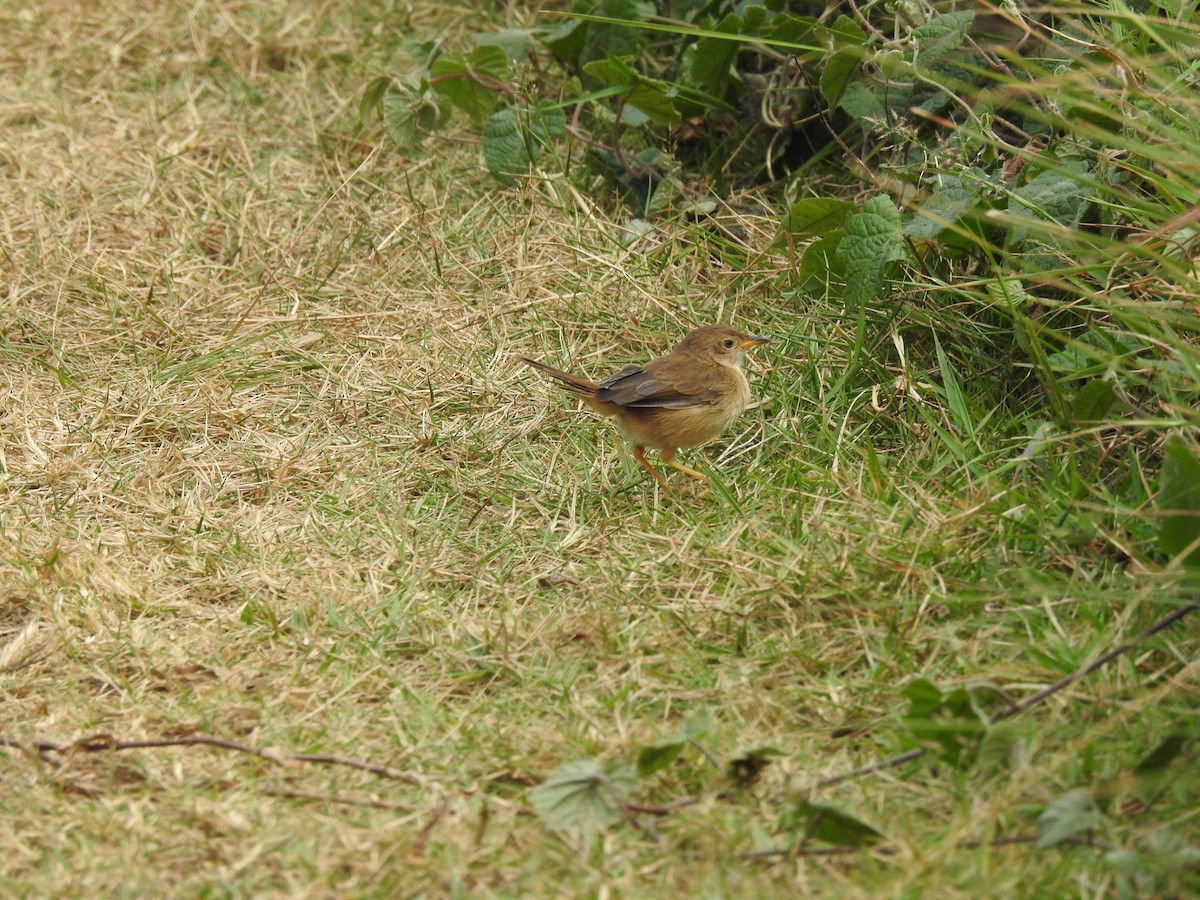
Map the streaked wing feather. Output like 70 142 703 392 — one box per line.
596 365 717 409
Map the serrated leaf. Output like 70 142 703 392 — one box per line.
788 800 885 847
530 759 637 836
783 197 852 236
1070 379 1116 424
911 11 975 65
1158 436 1200 567
483 108 528 186
906 178 976 238
976 723 1020 776
382 78 440 148
1007 167 1095 247
1037 787 1102 849
1141 828 1200 867
838 194 905 307
1133 733 1189 775
838 81 885 121
473 28 534 62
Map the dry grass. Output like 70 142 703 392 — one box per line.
1 2 1196 897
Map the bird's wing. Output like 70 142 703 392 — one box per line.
596 362 718 409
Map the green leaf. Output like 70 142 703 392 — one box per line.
636 709 712 777
1133 733 1189 776
976 723 1020 776
1069 379 1116 425
473 28 534 62
838 194 905 307
782 198 852 236
934 333 974 439
1007 166 1095 247
430 45 508 125
838 81 885 121
544 16 587 65
1158 435 1200 567
682 12 742 97
583 57 680 126
481 105 565 187
906 178 976 239
820 48 859 109
787 799 885 847
382 76 441 148
795 231 844 296
483 108 527 186
1036 787 1102 849
911 11 975 66
530 759 637 836
358 75 390 124
902 678 944 718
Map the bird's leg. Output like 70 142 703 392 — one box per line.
632 444 671 490
660 447 708 483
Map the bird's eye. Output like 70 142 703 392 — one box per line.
723 339 735 349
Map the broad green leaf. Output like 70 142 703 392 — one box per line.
911 11 975 66
787 799 885 847
976 723 1020 776
1158 436 1200 567
902 678 944 718
838 81 884 121
906 178 976 239
1133 733 1189 776
530 759 637 835
1036 787 1102 848
583 58 680 126
544 16 587 65
578 0 655 72
682 13 742 97
1007 166 1095 247
473 28 534 62
358 75 390 124
1141 828 1200 867
795 231 844 295
782 198 852 236
819 48 858 109
1070 380 1116 425
430 46 508 125
636 709 712 777
483 108 527 186
838 194 905 307
382 76 441 148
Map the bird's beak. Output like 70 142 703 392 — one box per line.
739 335 771 349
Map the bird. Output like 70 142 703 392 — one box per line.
521 324 770 490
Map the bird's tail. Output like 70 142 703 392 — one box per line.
520 357 598 397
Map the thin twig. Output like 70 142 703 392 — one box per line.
3 733 428 787
992 601 1199 722
742 832 1105 862
263 788 419 812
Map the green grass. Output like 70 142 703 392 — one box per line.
1 1 1197 897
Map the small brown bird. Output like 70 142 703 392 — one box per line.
522 325 770 489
